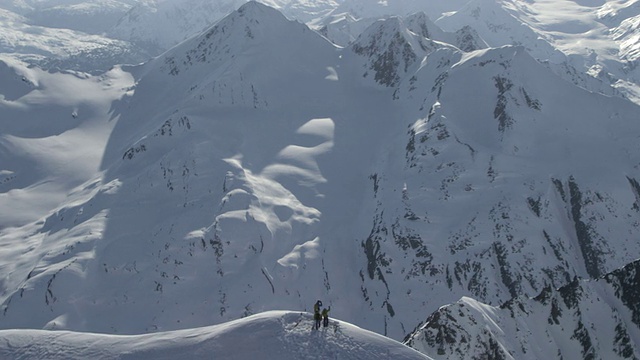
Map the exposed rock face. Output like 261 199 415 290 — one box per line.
405 260 640 360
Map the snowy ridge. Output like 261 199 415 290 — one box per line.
436 0 561 62
314 12 376 47
321 11 487 52
0 311 431 359
328 0 469 21
108 0 246 55
108 0 337 55
404 260 640 360
113 1 339 143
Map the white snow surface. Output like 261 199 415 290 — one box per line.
0 55 134 226
0 311 431 359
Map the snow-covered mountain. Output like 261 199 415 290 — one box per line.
355 40 640 339
108 0 246 55
404 260 640 360
107 0 339 55
2 1 640 358
0 311 431 359
318 10 488 51
104 0 480 55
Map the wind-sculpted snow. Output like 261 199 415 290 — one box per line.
0 57 134 227
0 311 431 360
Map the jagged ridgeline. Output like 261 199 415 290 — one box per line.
1 2 640 358
404 260 640 360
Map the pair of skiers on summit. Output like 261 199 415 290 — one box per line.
313 300 330 330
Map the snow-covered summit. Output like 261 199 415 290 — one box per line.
119 0 338 139
154 0 331 77
350 16 449 87
0 311 431 360
108 0 246 55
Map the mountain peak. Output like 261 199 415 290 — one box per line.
404 12 442 40
153 1 325 80
351 16 443 87
237 0 279 19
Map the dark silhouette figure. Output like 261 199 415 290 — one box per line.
313 300 322 330
322 307 331 327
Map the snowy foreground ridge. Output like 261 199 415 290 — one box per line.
0 311 430 360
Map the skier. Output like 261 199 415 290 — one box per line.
322 307 331 328
313 300 322 330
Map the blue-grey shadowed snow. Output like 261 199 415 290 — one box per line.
0 311 431 360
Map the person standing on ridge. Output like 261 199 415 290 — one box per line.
313 300 322 330
322 306 331 328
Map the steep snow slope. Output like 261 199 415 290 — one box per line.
0 55 134 227
0 311 431 359
108 0 338 55
108 0 246 55
404 260 640 360
0 57 134 334
106 0 473 55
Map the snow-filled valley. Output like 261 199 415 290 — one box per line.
2 0 640 359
